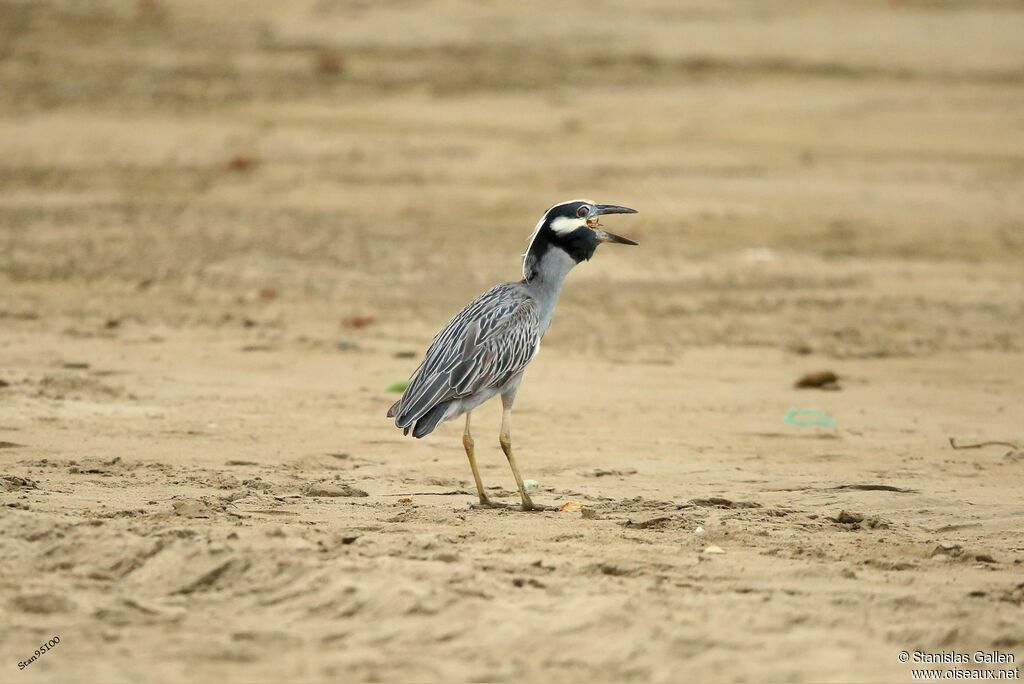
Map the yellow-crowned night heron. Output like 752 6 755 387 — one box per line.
387 200 638 511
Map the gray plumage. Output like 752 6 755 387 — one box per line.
387 281 545 438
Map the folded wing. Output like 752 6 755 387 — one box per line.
388 283 541 436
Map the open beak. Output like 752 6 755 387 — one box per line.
587 204 638 245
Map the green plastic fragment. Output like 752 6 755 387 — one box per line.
783 408 836 428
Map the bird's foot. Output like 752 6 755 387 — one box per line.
470 497 519 510
519 499 559 512
469 497 556 512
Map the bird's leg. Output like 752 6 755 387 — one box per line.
462 412 491 506
499 407 554 512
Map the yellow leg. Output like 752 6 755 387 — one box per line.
499 407 536 511
462 412 489 505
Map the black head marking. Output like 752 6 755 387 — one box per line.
523 200 599 280
553 226 600 263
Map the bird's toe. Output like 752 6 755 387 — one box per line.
470 499 518 510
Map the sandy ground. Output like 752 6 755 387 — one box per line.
2 1 1024 682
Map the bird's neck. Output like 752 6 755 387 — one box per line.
523 246 575 312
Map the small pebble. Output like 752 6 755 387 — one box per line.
794 370 840 390
931 543 963 558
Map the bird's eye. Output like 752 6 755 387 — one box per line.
577 206 590 218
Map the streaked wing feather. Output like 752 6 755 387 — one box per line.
392 284 540 428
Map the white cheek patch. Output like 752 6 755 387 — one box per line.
549 215 586 235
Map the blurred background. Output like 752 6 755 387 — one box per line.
2 0 1022 359
2 3 1024 682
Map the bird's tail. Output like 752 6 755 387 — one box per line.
410 401 451 439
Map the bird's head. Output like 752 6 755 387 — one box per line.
523 199 637 280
